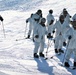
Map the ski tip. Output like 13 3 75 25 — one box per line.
51 56 53 58
45 58 48 60
16 39 18 41
72 67 76 70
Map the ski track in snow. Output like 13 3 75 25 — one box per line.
0 0 76 75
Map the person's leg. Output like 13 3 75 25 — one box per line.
73 49 76 67
58 37 64 53
39 40 45 57
54 37 59 53
64 49 73 67
34 42 40 58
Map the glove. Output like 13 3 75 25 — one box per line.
0 16 4 21
34 19 39 22
70 16 71 18
68 35 72 40
35 35 39 38
26 20 28 23
47 35 53 39
47 33 53 38
50 36 53 38
49 20 54 25
63 42 66 46
52 30 55 33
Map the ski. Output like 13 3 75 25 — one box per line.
16 38 26 41
15 37 32 41
72 67 76 70
59 63 76 70
45 53 61 60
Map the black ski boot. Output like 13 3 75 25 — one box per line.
55 49 58 53
64 62 70 67
63 42 66 46
73 62 76 67
59 49 64 53
26 35 30 39
34 53 39 58
39 52 44 57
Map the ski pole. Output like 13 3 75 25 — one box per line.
45 39 50 59
24 22 28 37
46 39 50 57
46 38 54 52
16 23 28 41
45 38 53 59
2 21 6 38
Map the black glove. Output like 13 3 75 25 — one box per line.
68 35 72 40
26 20 28 23
0 16 4 21
63 42 66 46
47 33 53 38
49 20 54 25
35 35 39 38
70 16 71 18
47 35 53 39
34 19 39 22
52 30 55 33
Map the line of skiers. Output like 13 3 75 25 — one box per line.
0 8 76 68
26 8 76 68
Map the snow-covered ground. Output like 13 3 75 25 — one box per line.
0 0 76 75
